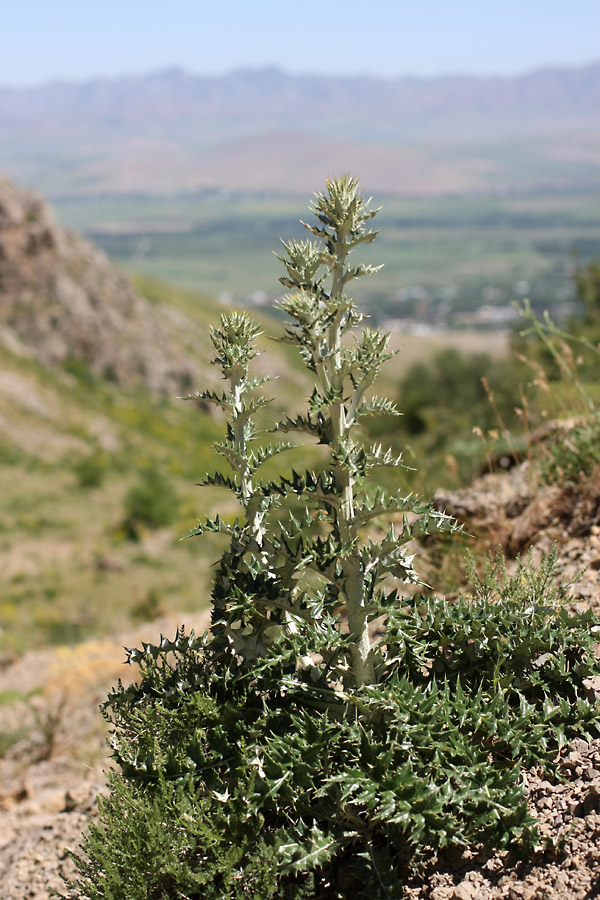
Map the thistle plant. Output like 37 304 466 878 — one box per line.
65 178 600 900
191 176 457 695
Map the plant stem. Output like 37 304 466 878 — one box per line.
328 233 374 687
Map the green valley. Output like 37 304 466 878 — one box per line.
53 190 600 327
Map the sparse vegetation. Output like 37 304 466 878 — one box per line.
389 347 525 487
516 285 600 486
63 179 600 900
539 415 600 484
0 641 123 765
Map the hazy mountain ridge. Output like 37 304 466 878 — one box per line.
0 63 599 197
1 63 599 142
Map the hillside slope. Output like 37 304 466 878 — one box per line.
0 178 316 658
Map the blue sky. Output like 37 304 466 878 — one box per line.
1 0 599 86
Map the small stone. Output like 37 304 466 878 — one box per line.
450 884 477 900
24 790 66 816
536 780 556 793
431 888 451 900
584 791 600 815
554 872 569 889
64 785 91 812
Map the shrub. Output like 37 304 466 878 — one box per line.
63 355 96 387
399 347 519 438
66 772 284 900
389 347 524 487
539 415 600 484
64 178 600 899
122 466 178 536
73 451 108 488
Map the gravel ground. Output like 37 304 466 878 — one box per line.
0 613 210 900
0 768 106 900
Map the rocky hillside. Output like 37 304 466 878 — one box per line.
0 177 206 395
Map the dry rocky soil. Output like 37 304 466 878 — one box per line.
3 463 600 899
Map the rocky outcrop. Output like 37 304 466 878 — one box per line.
0 178 199 395
434 461 600 614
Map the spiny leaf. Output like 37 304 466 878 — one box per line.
187 514 238 538
366 443 405 469
182 388 231 409
196 471 241 495
248 441 298 473
354 395 401 419
272 413 327 438
279 825 342 874
214 441 248 473
210 312 262 375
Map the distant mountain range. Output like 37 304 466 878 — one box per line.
0 63 599 196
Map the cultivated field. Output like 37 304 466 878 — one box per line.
53 190 600 324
